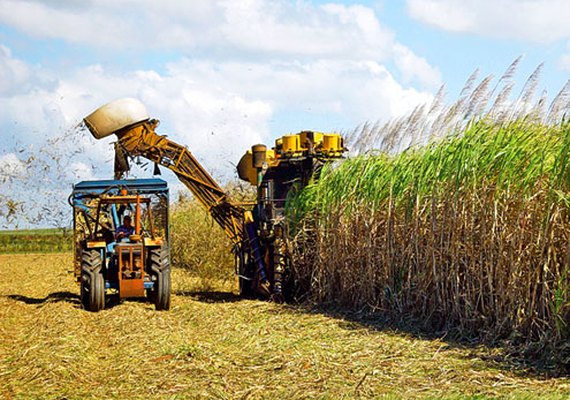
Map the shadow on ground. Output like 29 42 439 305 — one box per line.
6 291 154 309
280 302 570 379
7 291 80 305
179 288 568 376
181 287 570 378
6 289 242 309
175 290 242 303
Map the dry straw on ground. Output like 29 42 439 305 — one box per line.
2 253 570 399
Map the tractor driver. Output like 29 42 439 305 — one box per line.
115 215 135 241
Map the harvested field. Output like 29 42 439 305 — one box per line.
1 253 570 399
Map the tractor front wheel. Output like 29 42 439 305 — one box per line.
80 249 105 312
148 247 171 311
155 268 171 311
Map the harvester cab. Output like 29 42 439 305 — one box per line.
79 98 346 303
70 179 170 311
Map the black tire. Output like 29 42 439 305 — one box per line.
80 249 105 312
239 274 255 298
155 268 171 311
148 247 170 311
238 250 255 298
281 259 296 303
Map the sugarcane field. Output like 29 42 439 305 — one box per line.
3 2 570 399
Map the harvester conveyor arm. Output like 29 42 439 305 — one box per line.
115 120 244 244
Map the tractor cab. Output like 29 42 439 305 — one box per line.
70 179 170 311
94 194 163 296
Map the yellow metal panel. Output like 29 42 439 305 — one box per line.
237 149 278 185
144 237 164 246
300 131 324 149
237 151 258 185
313 132 324 146
86 241 106 248
266 149 277 166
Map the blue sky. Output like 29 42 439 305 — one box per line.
0 0 569 227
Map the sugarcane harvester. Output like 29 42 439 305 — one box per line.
81 98 345 301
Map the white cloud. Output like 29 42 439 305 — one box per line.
0 0 441 90
0 1 393 58
0 45 32 96
67 162 96 181
165 58 433 124
220 2 394 59
0 47 435 178
0 0 443 227
392 44 442 90
407 0 570 43
0 153 27 180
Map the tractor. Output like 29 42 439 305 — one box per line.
70 178 170 311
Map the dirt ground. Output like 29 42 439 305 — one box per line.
1 253 570 399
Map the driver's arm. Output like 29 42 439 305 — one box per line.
115 227 125 240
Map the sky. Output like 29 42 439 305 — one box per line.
1 0 570 228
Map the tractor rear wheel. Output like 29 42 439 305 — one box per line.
148 247 170 311
80 249 105 312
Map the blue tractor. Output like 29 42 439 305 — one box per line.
70 178 170 311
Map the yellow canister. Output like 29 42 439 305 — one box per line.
282 135 300 152
323 134 341 151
